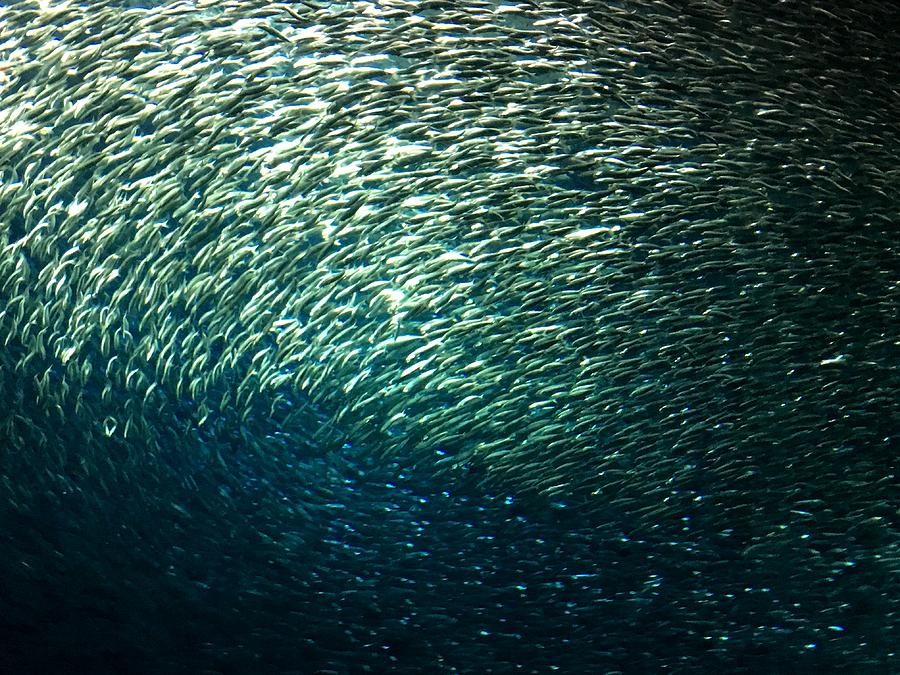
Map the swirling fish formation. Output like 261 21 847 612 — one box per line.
0 0 897 672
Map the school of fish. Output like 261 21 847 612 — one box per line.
0 0 897 672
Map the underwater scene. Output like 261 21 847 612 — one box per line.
0 0 897 672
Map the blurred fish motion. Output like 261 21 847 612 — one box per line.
0 0 897 672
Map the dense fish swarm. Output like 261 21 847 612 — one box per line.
0 0 898 672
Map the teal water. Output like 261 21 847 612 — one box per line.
0 0 897 672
